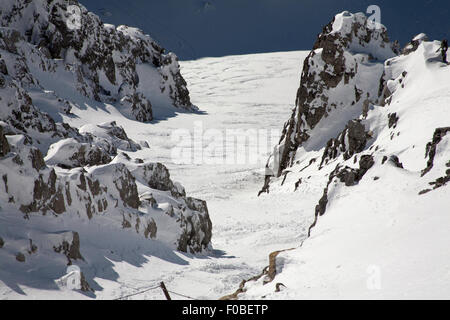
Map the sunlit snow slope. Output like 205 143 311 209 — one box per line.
239 40 450 300
1 51 314 299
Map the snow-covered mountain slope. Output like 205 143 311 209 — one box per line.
83 0 450 59
1 47 311 299
261 11 398 187
1 1 448 300
229 13 450 300
0 0 211 297
0 0 195 121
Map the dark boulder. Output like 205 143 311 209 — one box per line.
0 126 10 157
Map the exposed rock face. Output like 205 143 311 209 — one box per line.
260 12 401 230
419 127 450 195
0 0 196 124
79 121 143 154
0 126 10 157
0 2 212 292
388 155 404 169
45 138 111 169
403 33 429 55
90 163 140 209
119 90 153 123
422 127 450 176
111 154 213 253
52 231 84 265
230 13 449 300
320 120 370 167
263 12 397 192
236 11 403 298
1 134 213 253
180 197 213 253
133 161 187 198
388 112 399 129
0 2 210 297
336 155 375 187
16 252 25 262
0 76 72 144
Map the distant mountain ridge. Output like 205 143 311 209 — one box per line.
83 0 450 60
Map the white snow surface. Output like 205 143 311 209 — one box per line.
1 42 449 300
1 50 313 299
240 41 450 300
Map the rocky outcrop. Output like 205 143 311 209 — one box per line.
422 127 450 177
15 252 26 263
179 197 213 253
45 138 111 169
0 1 211 259
335 155 375 187
0 1 211 298
403 33 429 55
111 154 213 253
52 231 84 265
137 162 186 198
1 91 211 259
388 112 399 129
0 73 86 151
239 11 434 300
0 126 10 157
0 0 195 124
320 120 370 167
0 133 213 253
119 90 153 123
230 12 449 300
79 121 143 155
262 12 396 193
419 127 450 195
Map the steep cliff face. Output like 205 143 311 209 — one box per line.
230 13 450 300
0 0 210 294
262 12 398 192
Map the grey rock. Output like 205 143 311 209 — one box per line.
112 165 140 209
53 231 84 265
422 127 450 176
264 12 396 186
320 120 369 167
402 34 428 55
0 126 10 157
0 58 8 75
389 155 404 169
388 113 399 129
16 252 25 263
